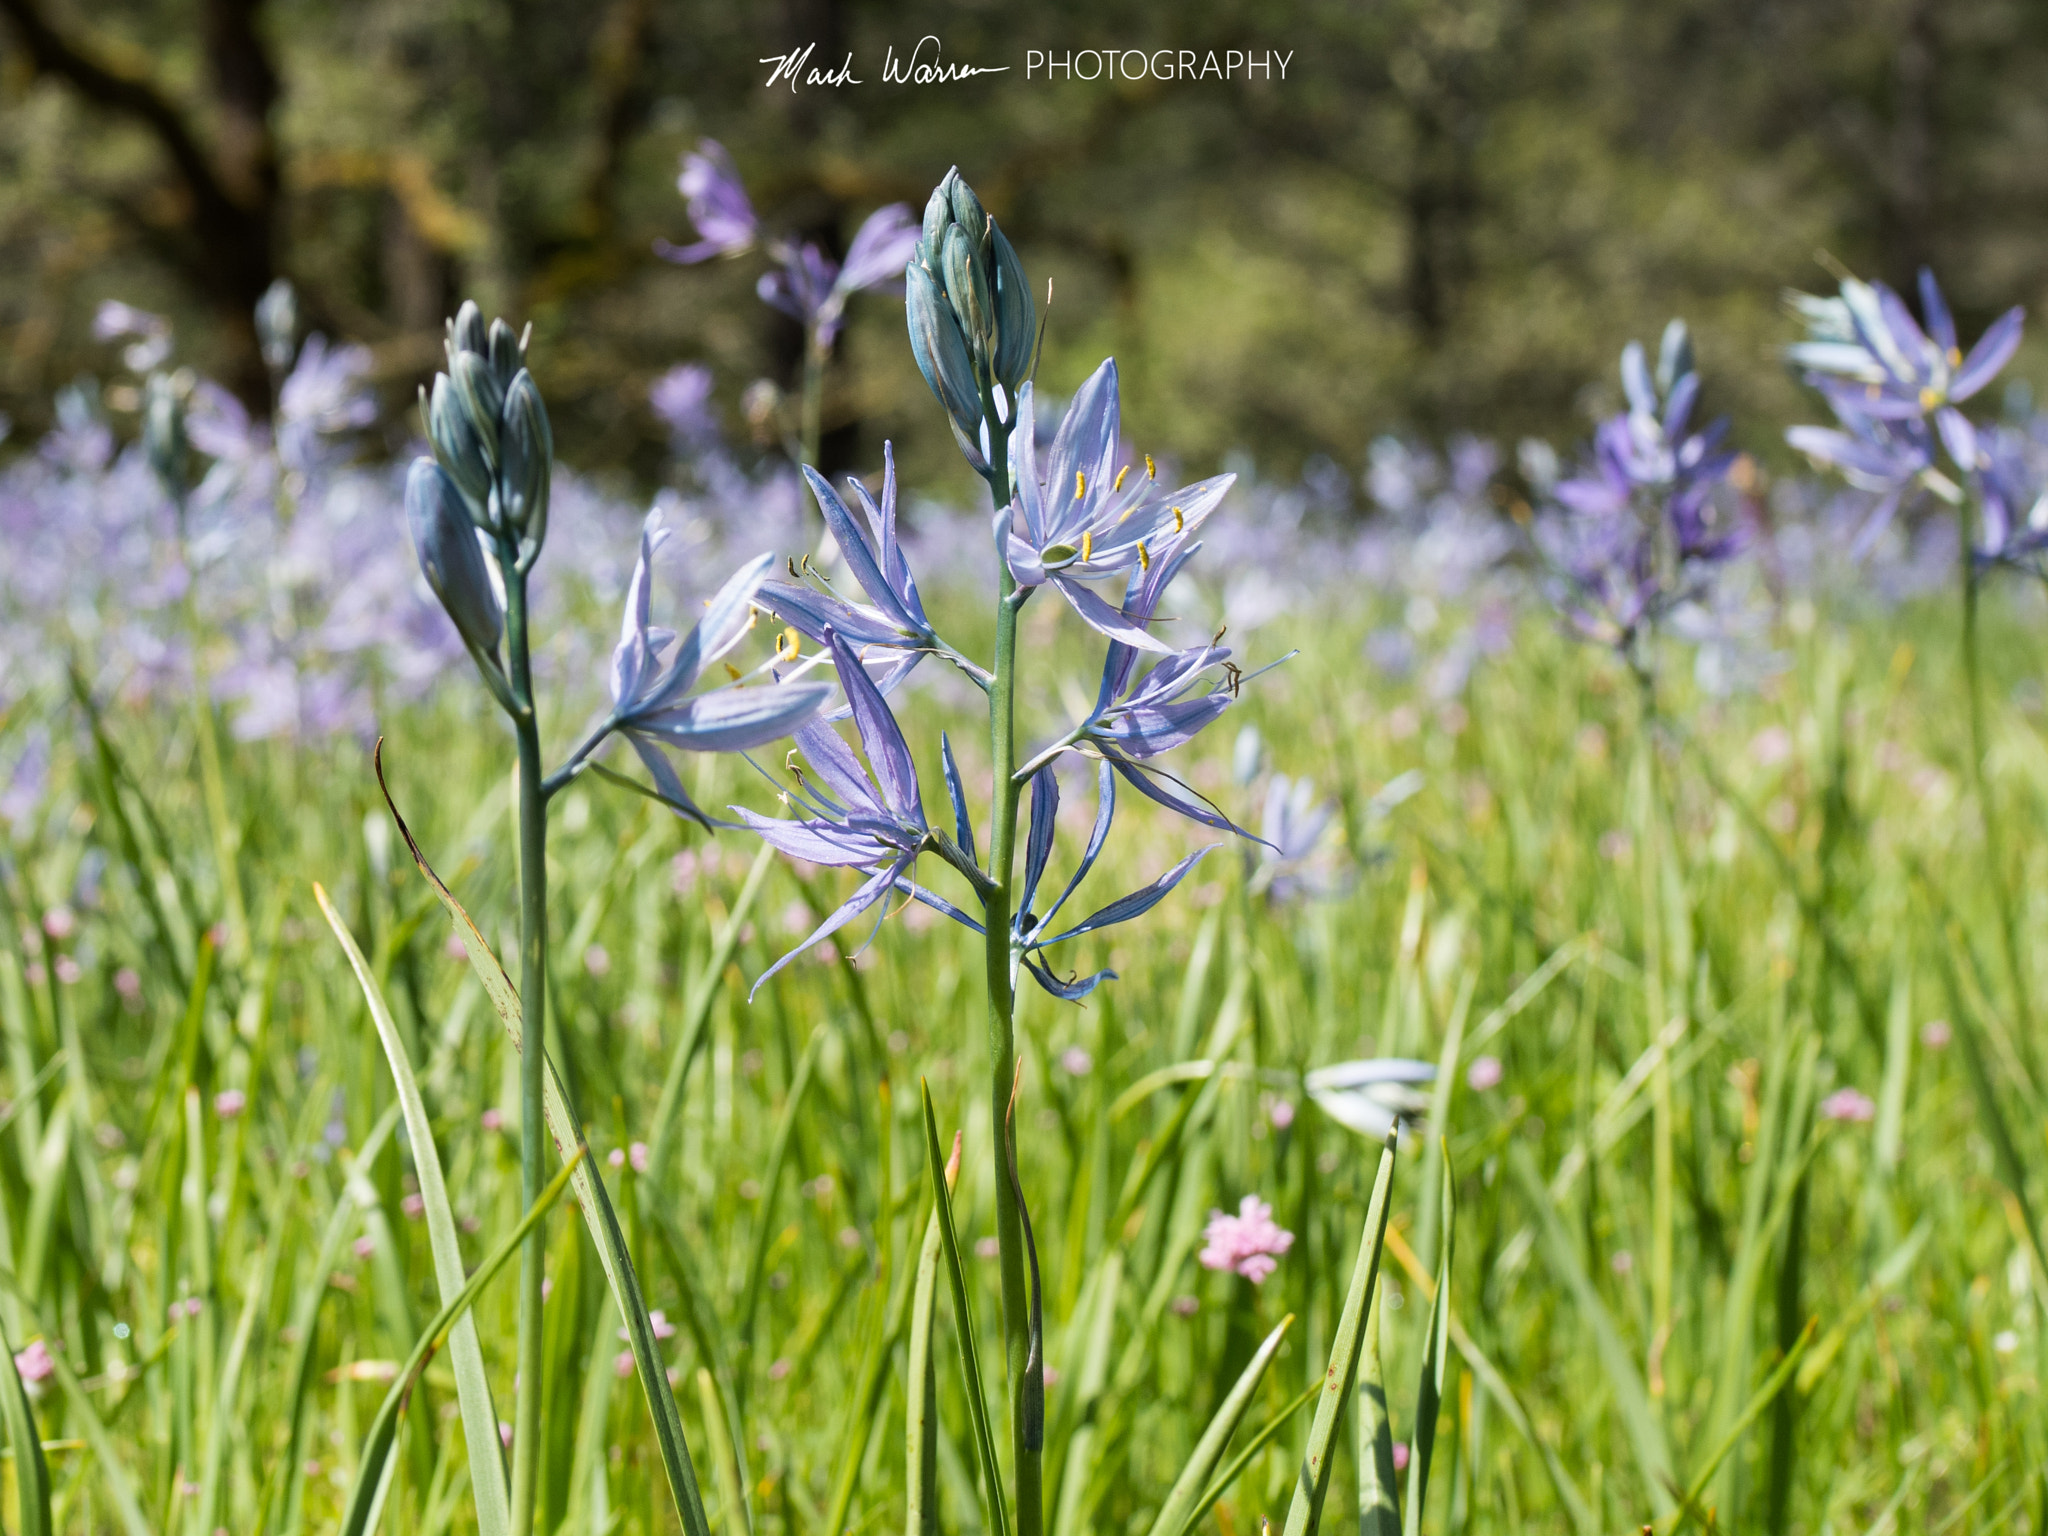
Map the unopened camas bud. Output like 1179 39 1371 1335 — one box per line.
905 168 1036 445
406 457 503 655
423 301 552 551
142 371 190 504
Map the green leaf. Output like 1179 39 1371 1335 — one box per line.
317 879 511 1534
1402 1143 1454 1536
376 765 716 1536
1281 1128 1398 1536
339 1149 583 1536
1357 1284 1398 1536
1183 1377 1323 1536
906 1184 950 1536
919 1081 1012 1536
0 1319 51 1536
1142 1311 1293 1536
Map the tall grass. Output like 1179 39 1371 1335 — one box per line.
0 574 2039 1534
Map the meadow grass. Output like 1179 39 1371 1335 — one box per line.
0 574 2040 1536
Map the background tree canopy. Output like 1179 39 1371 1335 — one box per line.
1 0 2044 496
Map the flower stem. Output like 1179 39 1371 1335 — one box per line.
504 569 549 1536
1962 567 2035 1058
978 411 1040 1536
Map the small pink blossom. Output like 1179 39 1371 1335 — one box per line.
24 963 45 987
583 944 611 977
14 1339 54 1385
113 967 142 1003
1392 1442 1411 1473
1611 1250 1634 1275
1920 1019 1952 1050
445 934 469 960
1199 1196 1295 1284
1059 1047 1094 1077
41 907 75 941
630 1142 650 1173
615 1350 636 1379
499 1423 513 1450
1268 1098 1297 1131
401 1194 425 1220
1170 1295 1200 1318
213 1089 247 1119
620 1311 677 1342
1466 1056 1503 1092
481 1108 505 1132
670 851 700 896
608 1147 626 1169
1042 1364 1061 1388
352 1236 377 1259
768 1357 792 1381
974 1236 1001 1260
1820 1088 1876 1124
53 956 82 986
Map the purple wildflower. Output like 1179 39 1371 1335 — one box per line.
657 141 759 264
596 525 833 825
649 364 719 450
1002 361 1234 650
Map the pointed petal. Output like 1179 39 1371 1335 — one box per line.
1039 844 1218 947
1021 767 1059 920
755 582 907 648
1952 308 2025 401
793 718 884 818
730 806 884 867
904 877 986 935
749 860 907 1000
633 680 831 752
804 465 921 633
1620 341 1655 417
827 629 923 824
1936 407 1980 472
643 551 776 711
625 732 714 828
1918 268 1957 356
1051 575 1174 652
1022 955 1118 1002
940 732 977 863
1095 694 1233 759
1037 760 1115 932
1045 360 1121 538
1108 756 1264 843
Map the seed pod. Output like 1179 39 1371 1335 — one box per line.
427 374 494 520
406 457 503 654
499 369 553 545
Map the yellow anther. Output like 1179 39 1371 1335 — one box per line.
745 605 759 628
1114 464 1130 491
1145 454 1156 479
1172 505 1184 532
1081 531 1094 561
725 663 742 681
1075 471 1087 499
778 626 801 661
1918 385 1941 410
1949 346 1963 367
1138 540 1151 571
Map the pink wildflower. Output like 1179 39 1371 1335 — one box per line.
213 1089 247 1119
1466 1056 1503 1092
1199 1196 1295 1284
1820 1088 1876 1123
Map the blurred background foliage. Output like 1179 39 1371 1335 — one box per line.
1 0 2046 496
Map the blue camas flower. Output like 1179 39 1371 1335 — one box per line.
1537 321 1746 655
757 447 982 697
591 527 833 825
735 629 943 993
1002 361 1233 650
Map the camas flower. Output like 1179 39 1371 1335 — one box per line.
735 629 942 993
1248 775 1339 902
656 141 759 264
1199 1196 1294 1283
1305 1058 1436 1140
758 448 966 698
1787 269 2021 442
594 525 833 824
1002 361 1233 650
1537 321 1746 653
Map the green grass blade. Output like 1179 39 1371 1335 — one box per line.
0 1319 51 1536
1509 1143 1675 1519
1402 1143 1455 1536
906 1169 952 1536
740 1024 824 1347
317 878 511 1533
695 1367 752 1536
338 1149 583 1536
1357 1284 1399 1536
378 769 716 1536
1662 1318 1818 1535
1183 1377 1323 1536
919 1081 1011 1536
1142 1311 1293 1536
1281 1128 1398 1536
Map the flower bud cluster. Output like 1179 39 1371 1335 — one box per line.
905 169 1035 458
408 302 555 670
